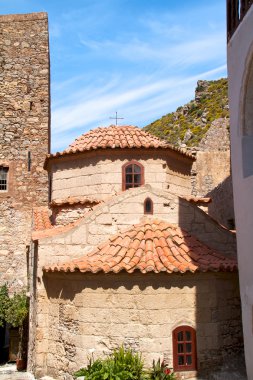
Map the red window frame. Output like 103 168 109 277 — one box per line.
122 161 144 191
144 197 153 214
173 326 197 372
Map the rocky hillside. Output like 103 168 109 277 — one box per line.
144 78 229 148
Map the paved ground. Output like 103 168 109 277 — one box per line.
0 364 34 380
0 364 58 380
0 363 247 380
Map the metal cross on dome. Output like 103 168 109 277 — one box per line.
109 111 124 126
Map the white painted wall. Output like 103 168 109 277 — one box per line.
227 6 253 379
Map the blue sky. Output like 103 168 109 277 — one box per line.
1 1 227 152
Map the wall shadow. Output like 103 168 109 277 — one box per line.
178 197 245 379
206 175 235 229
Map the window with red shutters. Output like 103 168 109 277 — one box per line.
122 161 144 191
173 326 197 371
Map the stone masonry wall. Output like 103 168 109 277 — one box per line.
0 12 50 289
192 151 234 228
51 204 94 226
191 119 234 228
50 149 193 201
34 271 243 380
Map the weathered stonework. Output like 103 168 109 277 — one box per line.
191 119 234 228
51 204 94 225
35 271 243 380
0 12 50 288
49 149 193 202
32 185 242 379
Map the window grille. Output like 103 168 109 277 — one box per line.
0 167 8 191
173 326 197 371
122 161 144 190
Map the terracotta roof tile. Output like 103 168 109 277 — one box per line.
33 207 52 231
32 214 83 241
45 125 195 166
43 218 237 274
180 196 212 205
50 196 102 207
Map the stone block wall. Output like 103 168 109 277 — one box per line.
51 204 95 226
34 271 243 380
191 151 234 228
50 149 193 202
0 12 50 289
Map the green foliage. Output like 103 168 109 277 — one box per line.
5 291 29 328
0 285 28 328
74 348 177 380
0 284 9 327
74 346 145 380
149 359 176 380
144 78 229 147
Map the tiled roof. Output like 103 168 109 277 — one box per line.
43 218 237 274
50 196 102 207
180 196 212 205
45 125 195 165
33 207 52 231
32 218 82 241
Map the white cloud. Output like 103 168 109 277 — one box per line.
49 0 227 152
51 64 227 151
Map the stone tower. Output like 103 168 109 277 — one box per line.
0 12 50 290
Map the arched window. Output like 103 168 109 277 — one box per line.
122 161 144 191
144 197 153 214
173 326 197 371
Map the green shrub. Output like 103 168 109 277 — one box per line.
74 346 145 380
0 285 28 328
5 291 29 328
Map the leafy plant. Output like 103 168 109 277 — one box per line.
74 346 145 380
150 359 176 380
0 285 28 327
0 284 9 327
5 291 28 328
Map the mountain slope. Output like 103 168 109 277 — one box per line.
144 78 229 147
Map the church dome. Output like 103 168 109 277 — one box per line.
45 125 195 165
66 125 168 152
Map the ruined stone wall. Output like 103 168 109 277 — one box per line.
50 149 193 201
0 12 50 289
34 271 243 380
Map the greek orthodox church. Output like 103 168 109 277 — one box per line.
0 11 244 380
31 125 241 380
